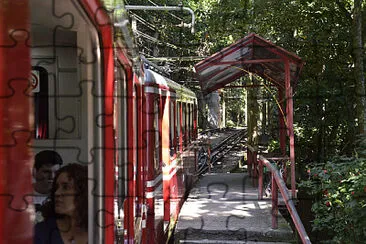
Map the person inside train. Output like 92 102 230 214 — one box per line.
34 163 88 244
33 150 63 222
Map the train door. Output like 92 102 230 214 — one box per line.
134 79 145 243
144 74 168 243
161 95 171 235
114 59 128 242
156 94 166 240
144 82 157 242
167 95 180 230
30 0 115 243
132 84 138 240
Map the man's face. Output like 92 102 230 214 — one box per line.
34 164 60 194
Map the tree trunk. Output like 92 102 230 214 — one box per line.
353 0 365 133
198 92 208 130
205 91 220 129
247 77 259 148
221 91 226 128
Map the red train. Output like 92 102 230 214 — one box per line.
0 0 198 243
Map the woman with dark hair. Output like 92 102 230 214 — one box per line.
34 163 88 244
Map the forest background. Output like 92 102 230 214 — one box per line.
117 0 365 242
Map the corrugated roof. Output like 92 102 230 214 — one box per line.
194 33 304 95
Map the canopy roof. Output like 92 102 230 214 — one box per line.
195 33 304 95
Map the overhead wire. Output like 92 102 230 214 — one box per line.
135 30 179 50
134 27 196 54
125 8 196 54
129 12 156 31
147 0 184 22
124 0 197 71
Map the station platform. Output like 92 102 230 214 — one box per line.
174 173 295 243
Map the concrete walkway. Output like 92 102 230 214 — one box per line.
174 173 295 243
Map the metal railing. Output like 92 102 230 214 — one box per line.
247 146 311 244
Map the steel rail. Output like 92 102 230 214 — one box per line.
198 129 246 174
210 129 246 164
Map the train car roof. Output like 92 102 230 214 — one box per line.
144 68 196 100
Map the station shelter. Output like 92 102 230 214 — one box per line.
194 33 304 197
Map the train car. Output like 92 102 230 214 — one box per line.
143 63 198 243
0 0 198 243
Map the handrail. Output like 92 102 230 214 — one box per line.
246 145 310 243
258 155 311 244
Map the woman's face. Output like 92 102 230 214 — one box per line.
54 172 77 216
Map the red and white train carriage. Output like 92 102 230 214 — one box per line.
0 0 198 243
142 65 198 242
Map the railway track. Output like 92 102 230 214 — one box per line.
197 128 247 174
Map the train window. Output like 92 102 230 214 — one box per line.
187 104 190 142
191 103 194 140
193 103 197 139
169 99 175 156
182 103 186 146
154 97 161 172
187 103 190 143
176 102 181 151
186 103 189 143
193 104 196 138
189 103 193 141
31 28 80 140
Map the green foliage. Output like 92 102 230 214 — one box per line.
300 156 366 243
226 119 235 127
184 0 364 164
223 79 247 127
187 0 252 53
252 0 359 159
125 0 365 163
267 139 280 153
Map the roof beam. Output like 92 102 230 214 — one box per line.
223 84 276 88
208 59 283 66
146 56 207 62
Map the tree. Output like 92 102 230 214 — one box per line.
351 0 365 133
125 0 365 162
